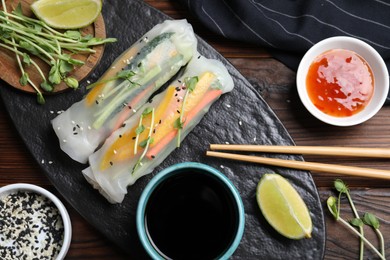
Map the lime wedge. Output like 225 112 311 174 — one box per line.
256 173 313 239
31 0 102 29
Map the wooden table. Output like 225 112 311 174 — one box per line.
1 1 389 259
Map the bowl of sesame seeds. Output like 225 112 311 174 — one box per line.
0 183 72 260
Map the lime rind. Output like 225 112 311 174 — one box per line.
256 173 313 239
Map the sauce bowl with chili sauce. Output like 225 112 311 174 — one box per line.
297 36 389 126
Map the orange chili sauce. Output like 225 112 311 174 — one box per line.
306 49 374 117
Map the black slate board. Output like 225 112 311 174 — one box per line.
0 0 325 259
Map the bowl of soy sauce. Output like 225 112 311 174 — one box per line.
136 162 245 260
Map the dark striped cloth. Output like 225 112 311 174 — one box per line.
180 0 390 103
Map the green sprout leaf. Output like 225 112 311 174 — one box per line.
22 53 31 65
363 213 380 229
139 137 154 148
327 196 338 219
64 30 81 40
19 72 29 86
135 125 145 135
59 60 74 74
40 81 53 92
117 70 136 80
334 179 348 193
36 92 45 105
142 107 153 116
173 117 184 130
184 76 198 92
49 62 61 85
350 218 364 228
64 77 78 89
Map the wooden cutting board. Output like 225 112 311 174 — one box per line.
0 0 106 93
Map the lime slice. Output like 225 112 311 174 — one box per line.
31 0 102 29
256 173 312 239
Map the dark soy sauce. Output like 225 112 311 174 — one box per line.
145 170 239 260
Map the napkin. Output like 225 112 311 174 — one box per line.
179 0 390 104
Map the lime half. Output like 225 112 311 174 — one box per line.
31 0 102 29
256 173 313 239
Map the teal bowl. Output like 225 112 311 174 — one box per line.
136 162 245 260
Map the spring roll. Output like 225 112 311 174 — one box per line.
52 19 197 163
82 55 234 203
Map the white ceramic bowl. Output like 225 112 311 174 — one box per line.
0 183 72 260
297 36 389 126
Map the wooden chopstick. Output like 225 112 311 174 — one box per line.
206 151 390 180
210 144 390 158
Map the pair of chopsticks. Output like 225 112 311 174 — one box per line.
206 145 390 180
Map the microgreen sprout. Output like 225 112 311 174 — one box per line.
174 76 198 147
86 70 137 90
0 2 116 104
131 107 155 175
334 179 365 259
327 179 386 260
363 212 385 258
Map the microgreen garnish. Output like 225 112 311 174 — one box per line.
86 69 137 90
327 179 386 260
0 1 116 104
174 76 198 147
131 107 155 175
363 212 385 257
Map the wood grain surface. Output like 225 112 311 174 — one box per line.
0 0 106 93
0 0 389 259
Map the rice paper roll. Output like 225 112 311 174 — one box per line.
82 55 234 203
52 19 197 163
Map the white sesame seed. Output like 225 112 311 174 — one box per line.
225 142 230 145
63 139 67 143
133 109 137 113
50 111 54 114
57 127 61 130
220 165 225 169
254 137 257 142
87 80 91 84
88 126 92 130
49 161 53 164
239 120 242 126
41 159 45 164
226 104 231 108
71 121 75 125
